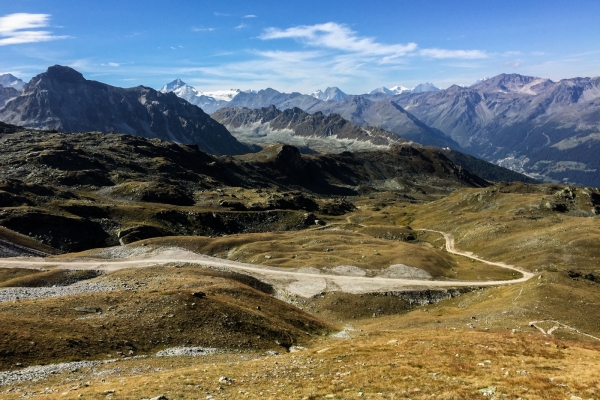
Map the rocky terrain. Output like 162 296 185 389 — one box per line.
211 105 408 153
0 66 251 155
0 123 519 253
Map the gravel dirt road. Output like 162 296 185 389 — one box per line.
0 230 535 297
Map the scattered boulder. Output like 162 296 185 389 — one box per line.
568 271 596 281
74 307 101 313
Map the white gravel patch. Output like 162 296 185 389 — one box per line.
0 360 103 386
0 282 114 303
376 264 432 280
155 347 219 357
286 277 327 297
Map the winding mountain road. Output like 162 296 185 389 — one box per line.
0 230 535 296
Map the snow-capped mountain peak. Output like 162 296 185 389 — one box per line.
369 85 411 95
389 85 411 94
0 73 25 91
310 87 348 101
160 78 187 93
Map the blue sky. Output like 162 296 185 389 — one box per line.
1 0 600 93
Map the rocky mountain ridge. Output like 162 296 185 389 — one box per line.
393 73 600 185
211 105 408 153
0 66 251 155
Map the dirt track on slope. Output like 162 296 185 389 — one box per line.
0 230 535 297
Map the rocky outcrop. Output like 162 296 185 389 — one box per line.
0 66 252 155
212 106 407 153
383 288 476 305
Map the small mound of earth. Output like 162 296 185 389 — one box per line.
156 347 219 357
377 264 432 280
325 265 366 277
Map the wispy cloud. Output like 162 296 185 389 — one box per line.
260 22 488 63
235 24 248 30
101 62 121 67
260 22 416 58
214 12 230 17
0 13 68 46
193 27 215 32
419 48 487 59
242 15 257 18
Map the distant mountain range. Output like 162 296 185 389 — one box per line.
0 66 251 155
162 74 600 186
3 67 600 186
393 73 600 185
159 83 456 149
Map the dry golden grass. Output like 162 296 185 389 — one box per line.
3 318 599 399
137 229 518 281
2 182 600 399
0 265 331 371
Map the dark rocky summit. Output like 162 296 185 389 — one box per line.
0 66 252 155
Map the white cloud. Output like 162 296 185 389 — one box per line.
260 22 417 57
243 15 257 18
214 12 230 17
235 24 248 30
419 48 488 59
193 27 215 32
259 22 488 62
0 13 68 46
103 62 120 67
